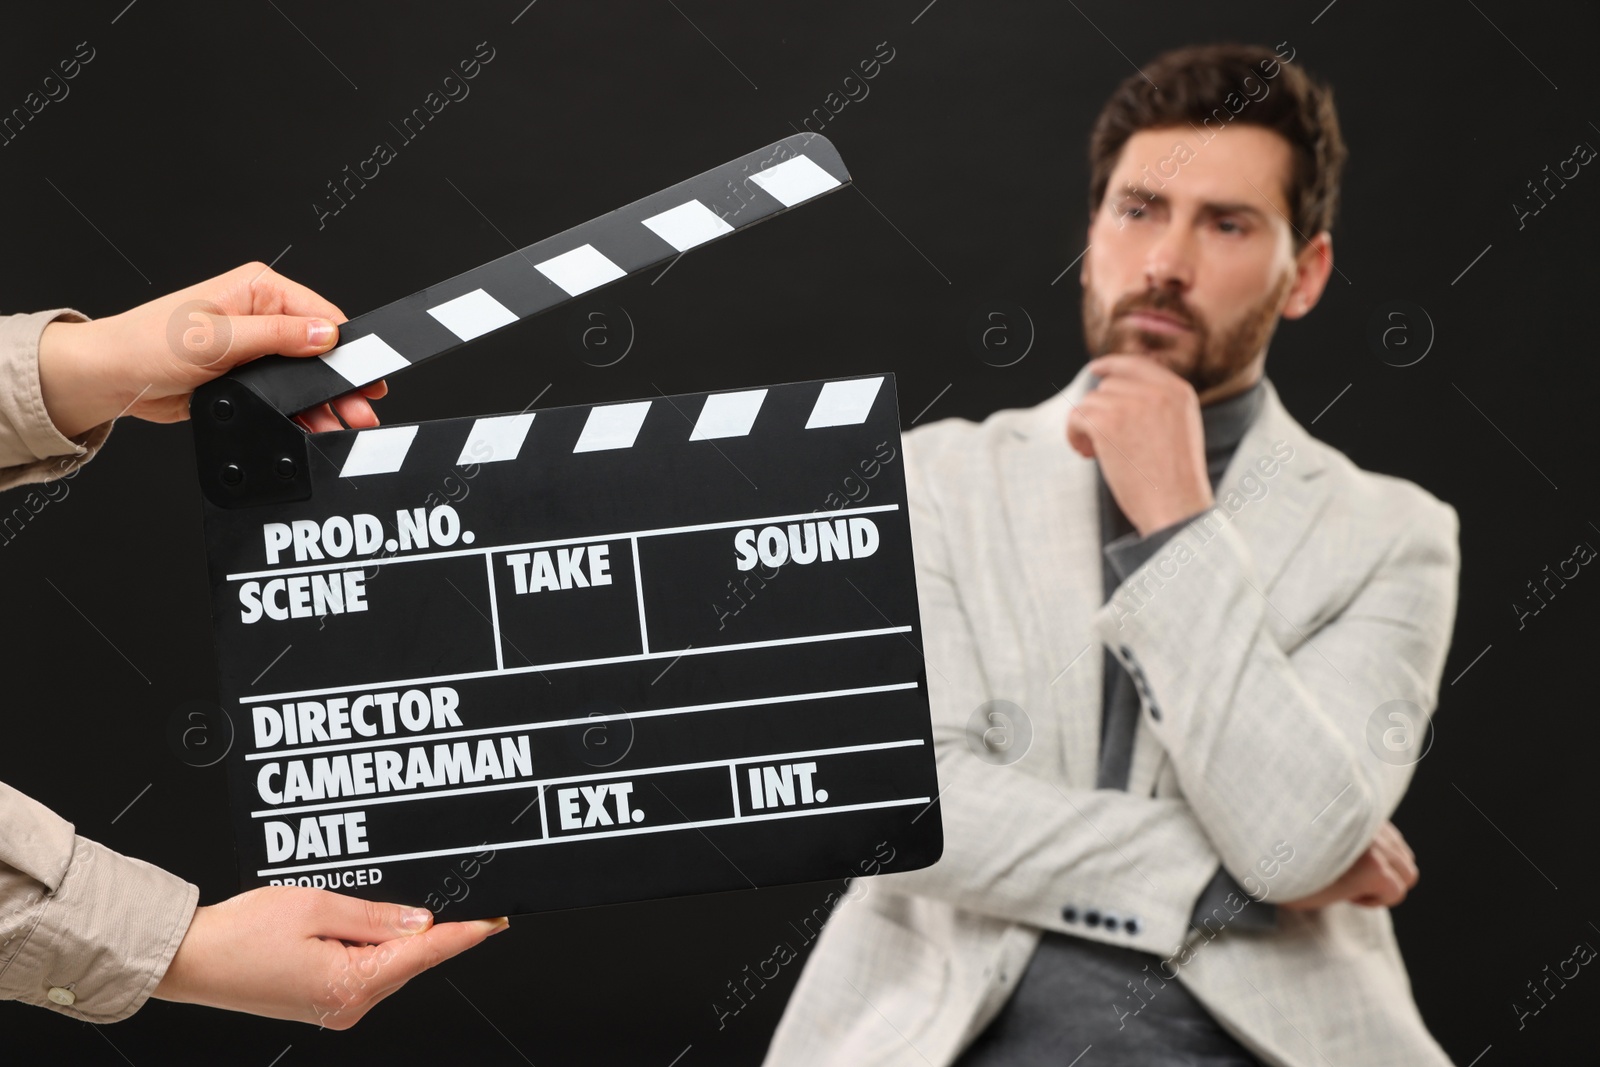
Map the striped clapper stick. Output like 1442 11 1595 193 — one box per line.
192 137 942 918
215 132 853 422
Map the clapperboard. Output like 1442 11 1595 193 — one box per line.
191 133 943 918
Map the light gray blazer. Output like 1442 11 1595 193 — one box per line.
764 363 1461 1066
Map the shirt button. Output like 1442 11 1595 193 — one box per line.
1124 916 1143 936
1061 905 1079 923
46 986 75 1006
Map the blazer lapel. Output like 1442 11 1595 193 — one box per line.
996 369 1107 790
1216 376 1332 602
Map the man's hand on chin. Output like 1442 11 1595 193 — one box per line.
1065 354 1215 536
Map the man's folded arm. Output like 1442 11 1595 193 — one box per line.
876 435 1235 956
1103 519 1278 931
881 738 1234 955
1094 486 1461 902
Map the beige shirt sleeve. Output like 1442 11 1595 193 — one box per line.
0 308 116 493
0 784 198 1022
0 307 199 1020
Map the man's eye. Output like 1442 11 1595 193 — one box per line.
1122 204 1145 219
1217 218 1245 234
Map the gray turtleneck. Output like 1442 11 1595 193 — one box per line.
954 376 1273 1067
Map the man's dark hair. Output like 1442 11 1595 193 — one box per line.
1087 42 1348 251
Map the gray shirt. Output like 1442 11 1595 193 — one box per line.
955 377 1271 1066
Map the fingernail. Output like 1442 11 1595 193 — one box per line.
307 319 337 346
400 907 432 932
475 916 510 936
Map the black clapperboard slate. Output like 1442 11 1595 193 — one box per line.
190 134 943 918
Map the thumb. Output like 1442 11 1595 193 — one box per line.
1065 412 1095 458
221 314 340 368
315 894 435 944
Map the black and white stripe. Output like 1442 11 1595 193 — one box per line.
228 135 849 418
334 374 883 478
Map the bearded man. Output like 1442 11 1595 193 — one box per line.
763 41 1459 1067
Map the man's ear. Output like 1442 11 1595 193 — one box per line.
1283 231 1333 320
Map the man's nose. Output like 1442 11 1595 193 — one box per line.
1144 220 1196 291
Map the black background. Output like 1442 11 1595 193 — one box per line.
3 1 1597 1064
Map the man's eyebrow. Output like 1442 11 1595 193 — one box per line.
1114 187 1272 221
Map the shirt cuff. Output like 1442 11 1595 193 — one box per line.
1189 864 1279 934
0 308 115 491
0 786 198 1023
1103 508 1210 584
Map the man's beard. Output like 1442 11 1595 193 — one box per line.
1081 271 1292 395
